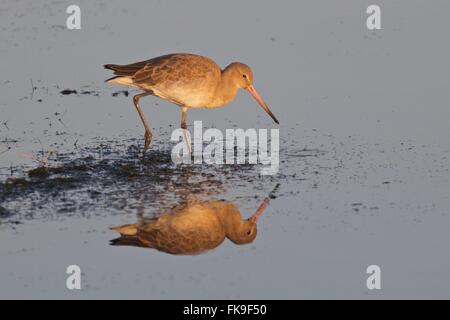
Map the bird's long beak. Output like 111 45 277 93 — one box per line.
249 198 270 223
245 85 279 124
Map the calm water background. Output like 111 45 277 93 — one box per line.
0 0 449 299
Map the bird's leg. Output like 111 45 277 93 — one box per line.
133 92 153 154
181 108 187 129
180 107 192 154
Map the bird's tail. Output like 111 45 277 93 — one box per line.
110 224 149 247
104 64 137 86
104 63 143 76
104 64 118 71
110 236 147 248
110 224 138 236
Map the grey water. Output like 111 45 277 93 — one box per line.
1 0 450 299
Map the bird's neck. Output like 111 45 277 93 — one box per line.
216 206 245 242
212 67 240 107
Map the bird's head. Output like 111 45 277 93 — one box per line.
226 62 279 124
226 197 269 245
228 220 258 245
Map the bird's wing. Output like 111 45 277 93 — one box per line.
104 54 176 80
104 61 148 76
132 54 219 86
139 224 224 255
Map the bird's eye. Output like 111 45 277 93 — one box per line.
247 230 252 235
243 74 247 79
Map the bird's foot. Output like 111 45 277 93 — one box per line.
142 130 152 155
182 128 192 155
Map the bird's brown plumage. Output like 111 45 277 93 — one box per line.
105 53 222 107
104 53 279 153
110 198 269 255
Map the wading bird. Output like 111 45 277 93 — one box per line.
104 53 279 154
110 197 270 255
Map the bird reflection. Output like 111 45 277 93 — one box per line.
110 195 272 255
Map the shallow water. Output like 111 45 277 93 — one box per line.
1 0 450 299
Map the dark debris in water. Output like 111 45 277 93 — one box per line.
0 205 12 218
112 90 129 97
28 166 50 178
60 89 78 95
80 90 99 96
0 139 284 224
59 89 101 96
58 87 129 98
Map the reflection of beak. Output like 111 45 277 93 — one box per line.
245 85 279 124
249 198 270 223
